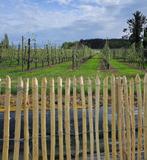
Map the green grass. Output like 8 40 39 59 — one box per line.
110 59 145 77
0 55 108 80
0 55 146 94
0 55 145 82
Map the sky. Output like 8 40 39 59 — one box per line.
0 0 147 45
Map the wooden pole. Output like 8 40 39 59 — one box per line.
144 74 147 160
87 78 94 159
135 75 143 160
32 78 39 160
121 80 126 160
129 78 135 160
65 78 71 160
123 76 131 160
117 77 123 160
24 78 30 160
111 75 117 160
13 78 24 160
80 76 87 160
73 77 79 160
95 76 101 159
57 77 64 160
2 76 11 160
103 77 110 160
41 78 47 160
50 78 56 160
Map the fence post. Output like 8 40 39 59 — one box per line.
123 76 131 160
13 78 24 160
121 80 126 160
73 77 79 160
24 78 30 160
65 78 71 160
50 78 56 160
111 75 116 160
32 78 39 160
57 77 64 160
117 77 123 160
103 77 110 160
144 74 147 160
95 76 101 160
41 77 47 160
135 75 143 160
129 79 135 160
88 78 94 159
2 76 11 160
80 76 87 160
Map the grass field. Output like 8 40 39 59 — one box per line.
0 54 145 81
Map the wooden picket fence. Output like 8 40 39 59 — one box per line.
0 74 147 160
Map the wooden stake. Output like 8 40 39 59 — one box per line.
2 76 11 160
57 77 64 160
129 79 135 160
95 76 101 160
65 78 71 160
73 77 79 160
144 74 147 160
24 78 30 160
88 78 94 159
135 75 143 160
80 76 87 160
117 77 123 160
123 76 131 160
103 77 110 160
13 78 23 160
50 78 56 160
41 78 47 160
32 78 39 160
111 75 117 160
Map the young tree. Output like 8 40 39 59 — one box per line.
27 38 31 70
2 34 9 49
102 40 111 69
125 11 147 49
17 44 21 65
21 36 24 71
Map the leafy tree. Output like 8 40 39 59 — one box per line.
124 11 147 49
137 43 145 69
2 34 9 49
143 27 147 48
127 43 137 63
102 40 111 69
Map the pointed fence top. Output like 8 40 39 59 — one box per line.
96 75 100 85
57 77 62 87
32 78 38 88
41 77 47 88
135 74 141 83
80 76 84 86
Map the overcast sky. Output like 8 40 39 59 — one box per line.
0 0 147 45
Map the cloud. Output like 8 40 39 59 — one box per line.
48 0 72 5
0 0 146 44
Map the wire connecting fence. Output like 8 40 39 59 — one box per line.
0 74 147 160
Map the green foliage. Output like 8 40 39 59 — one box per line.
1 34 9 49
102 40 111 61
71 43 94 69
143 28 147 48
126 11 147 49
101 40 111 69
127 43 137 63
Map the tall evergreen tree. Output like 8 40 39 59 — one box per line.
124 11 147 49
